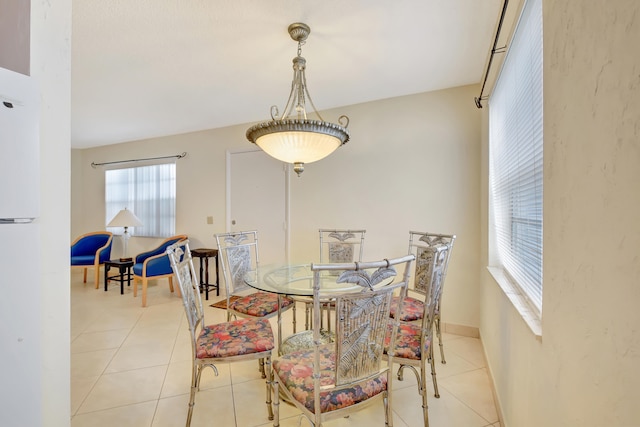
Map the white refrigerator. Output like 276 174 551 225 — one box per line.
0 67 42 426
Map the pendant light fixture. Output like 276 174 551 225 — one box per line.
246 23 350 176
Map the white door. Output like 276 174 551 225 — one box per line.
227 149 288 264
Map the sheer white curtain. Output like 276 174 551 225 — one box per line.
489 0 543 312
105 163 176 238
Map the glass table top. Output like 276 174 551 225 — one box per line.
244 263 395 296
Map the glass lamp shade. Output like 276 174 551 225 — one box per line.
107 208 143 228
256 131 341 164
247 119 349 174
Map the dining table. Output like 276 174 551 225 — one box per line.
243 262 387 296
244 262 397 354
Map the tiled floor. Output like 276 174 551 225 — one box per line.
70 271 501 427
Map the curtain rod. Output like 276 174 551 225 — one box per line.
91 152 187 168
474 0 509 109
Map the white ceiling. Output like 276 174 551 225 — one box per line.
71 0 502 149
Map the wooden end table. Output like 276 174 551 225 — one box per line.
104 259 134 294
190 248 219 299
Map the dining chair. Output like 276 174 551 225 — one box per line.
166 240 275 427
389 231 456 367
385 243 449 427
132 234 188 307
70 231 113 288
303 228 367 330
318 228 366 262
215 230 294 351
272 254 414 427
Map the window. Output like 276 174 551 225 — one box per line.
489 0 543 313
105 163 176 238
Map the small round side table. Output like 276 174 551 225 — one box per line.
190 248 219 299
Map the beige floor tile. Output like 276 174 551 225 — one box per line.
389 364 420 391
393 385 489 427
151 394 193 427
169 329 194 363
160 359 232 398
232 378 277 427
70 375 99 415
135 304 184 329
438 367 499 424
70 270 499 427
130 281 183 308
71 349 116 379
159 360 192 398
71 400 156 427
153 387 237 427
77 365 167 414
270 391 305 422
122 325 179 348
81 309 143 333
432 349 480 378
444 336 487 368
195 363 233 391
230 358 272 385
104 341 174 373
71 329 130 353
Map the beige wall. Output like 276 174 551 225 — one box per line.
71 84 483 331
33 0 72 425
289 86 482 328
480 1 640 426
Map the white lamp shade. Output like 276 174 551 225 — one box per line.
256 131 341 164
108 208 143 228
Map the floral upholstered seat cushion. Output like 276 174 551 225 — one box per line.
196 318 274 359
390 296 424 321
384 323 431 360
230 291 294 317
273 346 387 413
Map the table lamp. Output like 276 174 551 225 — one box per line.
107 207 143 259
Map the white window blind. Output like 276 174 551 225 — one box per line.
105 163 176 238
489 0 543 312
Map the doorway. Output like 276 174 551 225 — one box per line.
226 149 289 264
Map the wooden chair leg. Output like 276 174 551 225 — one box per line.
94 265 101 289
83 268 88 283
142 278 148 307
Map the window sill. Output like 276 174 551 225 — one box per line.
487 267 542 340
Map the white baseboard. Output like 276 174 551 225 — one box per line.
442 322 479 338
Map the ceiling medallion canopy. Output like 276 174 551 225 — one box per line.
246 23 350 176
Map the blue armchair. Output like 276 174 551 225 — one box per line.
71 231 113 288
132 234 187 307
